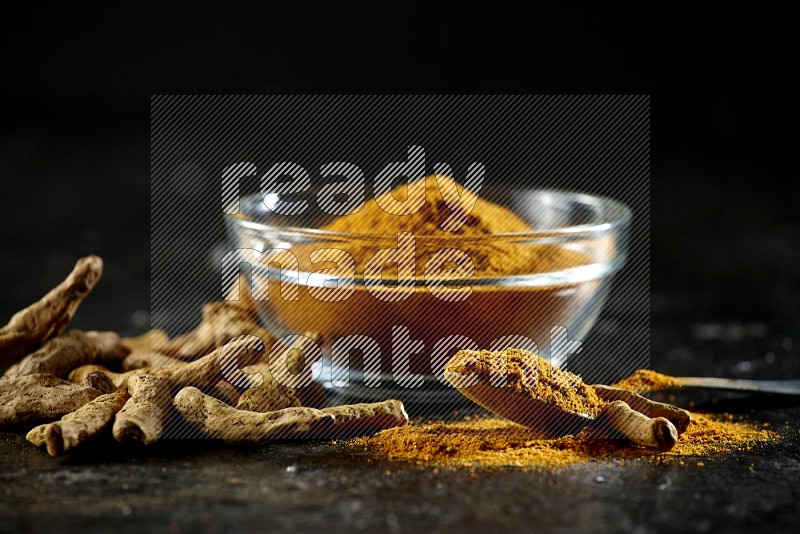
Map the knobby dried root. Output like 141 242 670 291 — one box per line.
121 328 169 352
237 332 326 412
3 330 129 379
0 256 103 367
590 400 678 451
236 378 301 413
27 389 130 456
153 336 267 391
317 400 409 437
68 365 145 390
81 370 118 394
174 386 335 442
108 337 269 445
121 350 184 371
112 374 172 445
160 300 274 361
0 374 103 427
208 380 241 406
592 384 691 434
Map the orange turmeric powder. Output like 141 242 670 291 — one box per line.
350 369 786 469
262 176 602 374
611 369 684 394
446 348 604 417
318 175 591 277
351 412 779 469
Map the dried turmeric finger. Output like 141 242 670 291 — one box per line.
121 350 185 371
68 365 145 390
112 374 171 445
159 300 274 361
207 380 241 406
318 400 409 437
121 329 169 352
273 332 327 408
236 377 301 413
25 425 48 447
592 384 691 434
236 335 304 412
153 336 266 390
590 400 678 451
174 386 334 443
0 256 103 367
28 389 130 456
237 332 326 412
0 373 103 427
3 330 129 379
81 370 118 394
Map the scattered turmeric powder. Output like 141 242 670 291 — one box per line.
611 369 683 394
351 411 780 469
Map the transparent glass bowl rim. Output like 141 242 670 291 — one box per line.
229 189 632 243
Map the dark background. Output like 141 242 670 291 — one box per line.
0 2 800 376
1 2 799 533
2 2 796 379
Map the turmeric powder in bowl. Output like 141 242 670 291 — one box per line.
228 175 629 378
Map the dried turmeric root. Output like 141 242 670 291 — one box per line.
3 330 129 379
0 256 103 367
0 374 103 427
68 365 145 390
208 380 241 406
112 374 172 445
237 332 326 412
152 335 267 390
27 388 130 456
318 400 409 437
121 328 169 352
121 350 184 371
80 370 118 394
592 384 691 434
173 386 334 442
159 300 275 361
236 378 302 413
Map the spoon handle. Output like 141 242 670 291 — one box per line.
594 400 678 451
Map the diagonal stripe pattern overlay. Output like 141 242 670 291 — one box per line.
151 95 649 440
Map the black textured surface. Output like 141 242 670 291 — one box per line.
1 405 799 533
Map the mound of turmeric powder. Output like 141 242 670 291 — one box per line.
446 348 604 417
319 175 591 277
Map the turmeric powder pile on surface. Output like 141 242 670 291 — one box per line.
611 369 684 394
446 348 604 417
351 410 780 469
317 175 591 277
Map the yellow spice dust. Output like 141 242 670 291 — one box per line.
318 175 591 277
611 369 684 394
446 348 604 417
351 412 780 469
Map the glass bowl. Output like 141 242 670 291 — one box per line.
225 187 630 402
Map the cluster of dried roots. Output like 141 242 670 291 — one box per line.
0 257 408 456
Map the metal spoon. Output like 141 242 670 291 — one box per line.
660 377 800 396
443 369 679 450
